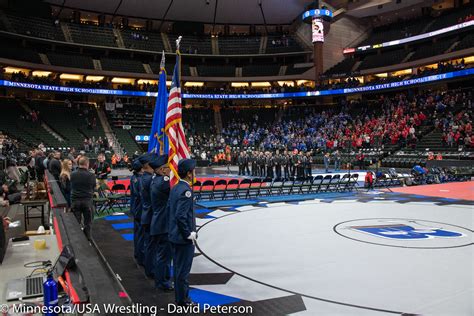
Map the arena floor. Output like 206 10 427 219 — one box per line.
93 181 473 316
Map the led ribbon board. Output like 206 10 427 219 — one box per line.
344 20 474 53
1 68 473 99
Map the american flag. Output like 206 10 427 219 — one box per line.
165 51 190 187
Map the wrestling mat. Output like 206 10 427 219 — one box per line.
93 182 473 315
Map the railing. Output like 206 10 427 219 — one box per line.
44 170 132 308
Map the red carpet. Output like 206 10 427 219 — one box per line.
387 181 474 201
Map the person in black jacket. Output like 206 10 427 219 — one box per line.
274 151 282 179
93 153 111 180
48 151 62 181
237 152 245 176
70 156 96 240
35 150 46 182
243 152 250 175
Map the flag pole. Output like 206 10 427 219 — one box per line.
160 50 166 71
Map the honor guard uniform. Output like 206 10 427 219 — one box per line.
169 159 197 306
130 159 143 264
149 154 173 291
139 153 156 278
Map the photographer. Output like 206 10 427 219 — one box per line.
93 153 111 180
1 182 21 205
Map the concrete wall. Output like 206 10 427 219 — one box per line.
323 16 369 72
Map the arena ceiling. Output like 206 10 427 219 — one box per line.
44 0 315 25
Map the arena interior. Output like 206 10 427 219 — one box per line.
0 0 473 315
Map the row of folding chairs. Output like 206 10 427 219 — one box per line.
373 173 402 188
193 174 359 201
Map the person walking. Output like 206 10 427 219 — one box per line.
70 157 96 240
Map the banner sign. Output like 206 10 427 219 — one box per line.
1 68 473 100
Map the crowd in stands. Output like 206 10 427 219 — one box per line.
83 136 110 153
440 111 473 148
184 88 472 167
457 13 474 23
130 31 149 42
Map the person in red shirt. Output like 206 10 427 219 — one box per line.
465 122 472 134
435 153 443 160
365 171 374 190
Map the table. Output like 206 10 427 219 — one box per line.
21 200 49 231
0 234 59 304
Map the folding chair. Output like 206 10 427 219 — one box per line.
299 176 313 194
348 174 359 191
110 183 129 208
337 174 350 192
237 178 252 199
192 180 202 200
270 178 284 196
111 183 126 193
281 177 295 195
328 175 341 192
319 175 333 192
199 180 215 201
93 184 117 216
259 178 273 196
310 175 323 193
292 177 305 194
248 178 262 198
212 179 228 200
224 179 239 199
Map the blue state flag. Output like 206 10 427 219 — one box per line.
148 55 169 154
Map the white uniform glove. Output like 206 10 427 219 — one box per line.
187 231 197 244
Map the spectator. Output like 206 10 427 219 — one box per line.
60 159 72 208
333 150 341 171
93 153 111 180
323 152 330 173
70 156 96 240
48 151 62 181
